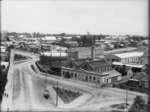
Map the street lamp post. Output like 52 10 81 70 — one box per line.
56 81 58 106
126 88 128 108
45 70 47 90
59 48 62 67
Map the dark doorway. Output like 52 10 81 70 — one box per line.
97 78 100 84
65 72 71 78
85 75 88 81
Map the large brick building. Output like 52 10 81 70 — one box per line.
61 54 122 86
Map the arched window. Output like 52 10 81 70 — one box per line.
89 76 92 79
93 77 96 80
97 78 100 83
75 73 77 77
71 72 73 78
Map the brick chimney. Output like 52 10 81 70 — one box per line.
91 46 95 60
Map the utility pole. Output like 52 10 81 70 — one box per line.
60 48 62 66
126 89 128 108
50 52 52 68
45 70 47 90
42 44 47 90
49 48 51 69
56 81 58 106
0 102 1 112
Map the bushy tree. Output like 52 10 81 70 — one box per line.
129 95 146 112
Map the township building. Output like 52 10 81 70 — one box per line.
61 46 122 86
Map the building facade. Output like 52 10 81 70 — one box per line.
105 51 146 76
61 58 122 86
105 51 145 65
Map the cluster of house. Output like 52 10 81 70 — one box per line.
3 32 149 52
95 37 127 49
34 35 148 87
1 31 149 88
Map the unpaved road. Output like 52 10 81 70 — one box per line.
1 49 148 111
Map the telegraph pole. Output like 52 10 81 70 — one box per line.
60 48 62 65
45 70 47 90
50 52 52 68
126 89 128 108
56 81 58 106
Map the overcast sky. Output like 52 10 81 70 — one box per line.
1 0 149 36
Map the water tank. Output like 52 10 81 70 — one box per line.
40 51 68 61
39 51 68 69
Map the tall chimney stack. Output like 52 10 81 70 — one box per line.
91 46 95 60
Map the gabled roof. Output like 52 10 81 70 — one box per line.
73 58 110 68
64 58 78 68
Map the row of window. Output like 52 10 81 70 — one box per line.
123 57 139 63
89 75 96 80
63 71 99 82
